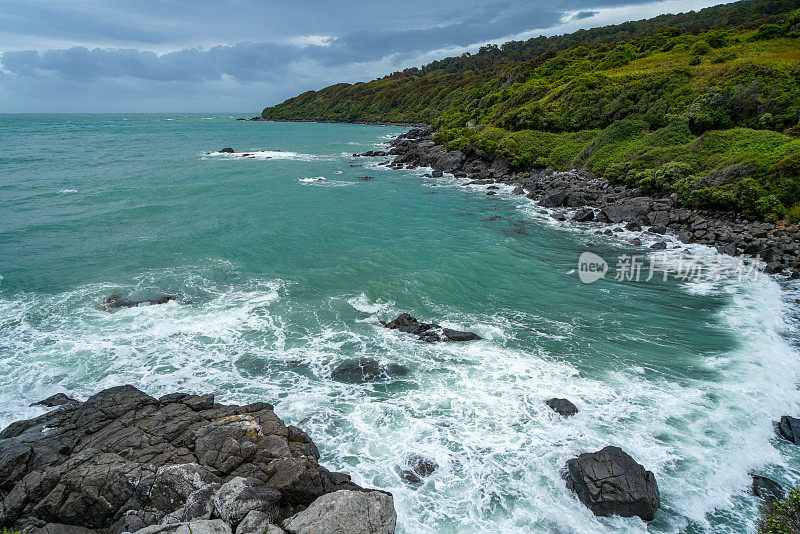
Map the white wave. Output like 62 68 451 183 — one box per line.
59 189 77 194
203 150 333 161
298 177 326 183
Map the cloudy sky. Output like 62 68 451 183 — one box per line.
0 0 729 113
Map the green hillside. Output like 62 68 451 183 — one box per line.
261 0 800 221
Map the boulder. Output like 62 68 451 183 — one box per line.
752 474 784 505
563 446 660 521
282 490 396 534
573 208 594 222
399 455 438 484
219 148 235 153
546 398 578 417
214 477 280 526
236 511 285 534
778 415 800 443
130 519 232 534
598 198 652 224
380 313 480 342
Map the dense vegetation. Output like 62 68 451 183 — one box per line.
759 487 800 533
262 0 800 221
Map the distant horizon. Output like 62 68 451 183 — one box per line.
0 0 733 113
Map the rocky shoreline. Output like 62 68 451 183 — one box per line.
242 117 427 127
374 126 800 277
0 386 396 534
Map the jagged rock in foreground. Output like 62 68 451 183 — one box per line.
0 385 395 534
380 313 481 342
282 490 395 534
563 446 660 521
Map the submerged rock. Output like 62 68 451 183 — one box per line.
399 455 438 484
331 359 408 383
546 398 579 417
0 385 392 533
282 490 396 534
98 294 177 311
752 474 784 505
563 446 660 521
380 313 481 343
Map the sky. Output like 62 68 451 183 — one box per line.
0 0 733 113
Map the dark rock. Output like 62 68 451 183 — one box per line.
98 294 176 311
650 241 667 250
546 398 578 417
625 222 642 232
219 148 235 153
631 238 642 246
752 474 784 506
541 189 567 208
765 262 784 274
431 170 443 178
649 226 667 235
0 385 376 532
331 359 408 383
399 455 438 484
598 198 652 224
563 446 660 521
31 393 78 407
778 415 800 443
380 313 480 342
573 208 594 222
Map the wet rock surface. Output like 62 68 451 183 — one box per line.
563 446 660 521
379 127 800 277
778 415 800 443
380 313 481 342
752 474 785 506
331 359 408 383
98 294 177 311
0 385 395 534
546 398 579 417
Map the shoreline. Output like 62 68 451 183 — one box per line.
373 126 800 278
242 116 428 127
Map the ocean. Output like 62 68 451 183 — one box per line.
1 113 799 533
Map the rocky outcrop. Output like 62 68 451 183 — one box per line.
0 386 395 534
563 446 660 521
778 415 800 443
219 148 235 153
98 294 177 311
546 398 579 417
282 490 396 534
380 313 481 343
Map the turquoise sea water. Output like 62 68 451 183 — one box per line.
1 113 800 533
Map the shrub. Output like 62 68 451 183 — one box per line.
759 486 800 533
